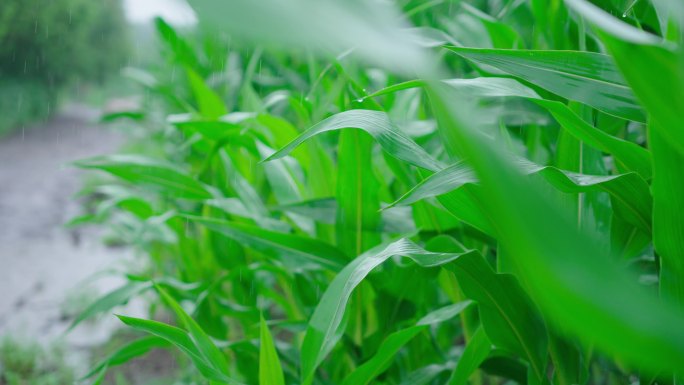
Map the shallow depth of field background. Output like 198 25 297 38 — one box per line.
0 1 191 382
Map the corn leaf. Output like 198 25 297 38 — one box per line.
266 109 445 172
428 82 684 375
448 326 492 385
185 215 346 271
259 315 285 385
445 47 645 122
75 155 212 200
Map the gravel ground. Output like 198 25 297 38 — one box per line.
0 104 141 352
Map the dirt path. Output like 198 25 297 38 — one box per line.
0 104 139 350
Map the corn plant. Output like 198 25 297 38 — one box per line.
72 0 684 384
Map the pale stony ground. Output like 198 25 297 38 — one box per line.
0 104 144 369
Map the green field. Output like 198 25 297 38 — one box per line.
14 0 684 384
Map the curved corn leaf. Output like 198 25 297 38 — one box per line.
300 239 475 384
83 336 170 380
367 78 652 178
156 285 231 377
117 315 240 384
566 0 684 311
301 238 545 384
341 301 472 385
265 109 445 172
68 281 152 332
185 215 346 271
340 326 426 385
427 235 548 383
399 364 451 385
445 47 645 122
428 82 684 375
417 301 474 326
74 155 212 200
566 0 684 156
391 158 652 234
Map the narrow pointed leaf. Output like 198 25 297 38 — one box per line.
448 326 492 385
259 315 285 385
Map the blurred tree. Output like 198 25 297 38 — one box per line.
0 0 129 87
0 0 130 133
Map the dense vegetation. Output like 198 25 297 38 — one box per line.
0 0 128 134
71 0 684 384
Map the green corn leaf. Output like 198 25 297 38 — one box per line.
256 142 314 234
170 119 243 142
83 336 170 380
90 365 107 385
155 17 200 69
428 82 684 375
445 47 645 122
650 0 684 35
156 285 231 376
650 128 684 307
117 315 239 384
390 158 652 234
566 0 684 155
185 215 346 271
417 301 474 326
340 326 426 385
259 315 285 385
567 0 684 309
448 326 492 385
427 235 548 383
399 364 451 385
300 238 543 383
265 109 445 172
341 301 472 385
300 239 476 384
336 129 382 257
272 198 338 224
187 68 228 119
74 155 212 200
367 78 651 178
68 281 152 332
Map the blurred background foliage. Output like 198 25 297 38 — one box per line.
0 0 129 135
